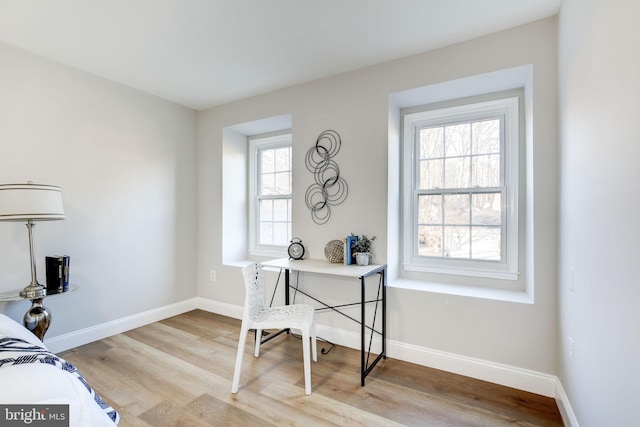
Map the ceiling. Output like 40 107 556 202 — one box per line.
0 0 561 110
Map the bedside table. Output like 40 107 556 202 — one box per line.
0 284 78 340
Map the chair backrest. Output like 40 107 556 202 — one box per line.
241 263 266 322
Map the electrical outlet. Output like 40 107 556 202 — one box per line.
210 270 216 282
568 337 575 364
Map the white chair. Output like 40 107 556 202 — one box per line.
231 263 317 395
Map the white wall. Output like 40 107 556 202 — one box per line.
0 42 198 339
0 14 565 405
558 0 640 424
198 18 559 377
6 4 638 419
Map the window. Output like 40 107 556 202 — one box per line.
402 96 520 279
249 133 292 256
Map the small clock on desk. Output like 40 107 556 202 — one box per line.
287 237 305 260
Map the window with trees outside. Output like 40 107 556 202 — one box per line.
402 96 521 280
249 133 292 256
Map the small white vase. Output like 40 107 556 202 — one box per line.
354 252 370 266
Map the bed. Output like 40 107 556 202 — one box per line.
0 313 120 426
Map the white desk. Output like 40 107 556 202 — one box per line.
262 258 386 386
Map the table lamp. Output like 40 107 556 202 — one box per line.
0 183 65 299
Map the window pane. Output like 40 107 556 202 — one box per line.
273 222 289 246
261 149 275 173
261 146 291 197
471 227 501 260
252 135 292 250
443 226 470 259
418 195 442 224
259 222 273 245
417 118 502 264
418 225 442 257
274 171 291 195
420 127 444 159
406 98 517 271
259 199 273 221
443 194 470 225
471 193 501 226
274 147 291 172
259 197 291 246
419 159 444 189
472 119 500 155
444 156 470 189
445 123 471 157
261 173 275 195
472 154 500 187
273 199 289 221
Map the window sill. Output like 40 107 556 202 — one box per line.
388 277 533 304
404 262 519 281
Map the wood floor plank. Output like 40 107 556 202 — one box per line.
312 362 541 426
61 344 165 416
261 381 406 427
183 394 277 427
138 400 212 427
59 310 563 426
370 356 562 425
108 326 338 425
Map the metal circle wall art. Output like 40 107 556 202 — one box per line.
305 130 348 225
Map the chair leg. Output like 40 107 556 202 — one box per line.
311 322 317 362
301 329 312 395
254 329 262 357
231 324 249 393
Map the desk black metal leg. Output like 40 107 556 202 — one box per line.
382 268 386 359
285 268 291 335
361 275 366 386
361 268 387 386
285 268 290 305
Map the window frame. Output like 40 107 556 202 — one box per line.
401 96 521 280
248 132 292 257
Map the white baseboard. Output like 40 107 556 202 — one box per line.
44 296 577 423
311 323 556 397
309 323 578 426
390 339 557 397
195 296 243 320
44 298 200 353
554 378 580 427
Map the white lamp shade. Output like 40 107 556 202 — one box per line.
0 183 65 221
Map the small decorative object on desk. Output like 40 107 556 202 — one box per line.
288 238 306 260
46 255 70 293
324 239 344 263
351 234 376 266
344 234 358 265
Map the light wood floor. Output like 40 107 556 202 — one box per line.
59 310 563 426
